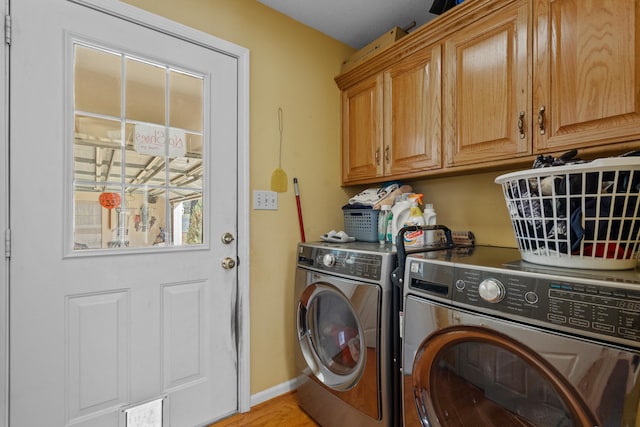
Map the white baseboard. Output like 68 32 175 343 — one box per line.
249 378 298 407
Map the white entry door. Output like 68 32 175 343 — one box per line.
9 1 243 426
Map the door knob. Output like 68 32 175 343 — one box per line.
222 257 236 269
221 232 235 244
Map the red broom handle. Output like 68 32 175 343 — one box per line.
293 178 306 242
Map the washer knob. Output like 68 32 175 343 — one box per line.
478 278 505 303
322 254 336 267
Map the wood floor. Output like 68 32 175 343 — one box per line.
209 391 319 427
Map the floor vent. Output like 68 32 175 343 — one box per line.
121 396 166 427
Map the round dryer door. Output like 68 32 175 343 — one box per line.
297 282 367 391
411 325 599 427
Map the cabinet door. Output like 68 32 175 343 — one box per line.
342 75 383 184
383 44 442 177
444 0 531 167
534 0 640 152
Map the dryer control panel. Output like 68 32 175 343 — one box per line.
297 243 395 282
314 249 382 280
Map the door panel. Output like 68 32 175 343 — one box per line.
10 1 238 426
444 0 530 166
384 43 442 176
533 0 640 151
341 75 383 183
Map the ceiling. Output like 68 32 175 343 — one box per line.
256 0 440 49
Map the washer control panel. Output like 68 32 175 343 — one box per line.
543 282 640 342
407 253 640 347
452 268 537 317
453 267 640 344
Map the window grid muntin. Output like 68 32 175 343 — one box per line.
72 41 205 251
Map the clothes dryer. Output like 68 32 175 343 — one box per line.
295 241 398 427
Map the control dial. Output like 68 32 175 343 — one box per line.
322 254 336 267
478 278 506 303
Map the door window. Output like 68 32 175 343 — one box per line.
297 282 367 391
412 326 598 426
308 290 362 375
72 42 205 251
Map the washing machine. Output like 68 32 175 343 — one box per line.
401 246 640 427
295 241 398 427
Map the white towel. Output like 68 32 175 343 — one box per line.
348 184 399 206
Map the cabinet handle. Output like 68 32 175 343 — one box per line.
385 146 390 163
538 106 546 135
375 149 380 165
518 111 525 139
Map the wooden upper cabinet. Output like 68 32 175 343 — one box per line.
444 0 531 167
384 44 442 177
341 44 442 184
341 74 383 183
533 0 640 153
337 0 640 184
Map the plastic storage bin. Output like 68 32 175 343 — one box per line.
343 209 380 242
495 157 640 270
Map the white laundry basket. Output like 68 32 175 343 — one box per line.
495 157 640 270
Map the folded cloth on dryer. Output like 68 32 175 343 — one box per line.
373 184 413 209
321 230 356 243
348 183 399 207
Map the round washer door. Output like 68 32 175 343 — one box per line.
297 282 367 391
411 325 599 427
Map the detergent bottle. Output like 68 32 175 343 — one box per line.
423 203 437 245
390 195 412 244
403 195 425 246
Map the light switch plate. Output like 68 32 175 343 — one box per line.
254 190 278 210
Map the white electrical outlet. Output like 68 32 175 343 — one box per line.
254 190 278 210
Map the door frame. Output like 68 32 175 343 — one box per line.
1 0 8 425
0 1 251 425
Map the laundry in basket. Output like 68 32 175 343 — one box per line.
495 157 640 270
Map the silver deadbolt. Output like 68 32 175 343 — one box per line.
221 232 235 244
222 257 236 269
